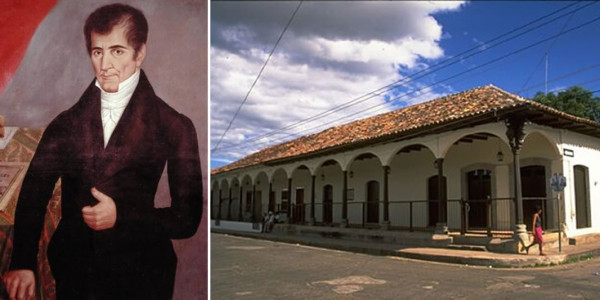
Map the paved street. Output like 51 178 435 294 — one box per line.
211 233 600 300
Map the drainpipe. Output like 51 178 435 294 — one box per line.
342 170 348 228
506 116 528 251
435 158 448 234
310 175 316 225
382 166 390 230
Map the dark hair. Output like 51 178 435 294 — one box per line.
84 3 148 55
535 205 542 212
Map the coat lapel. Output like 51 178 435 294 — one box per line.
94 71 155 185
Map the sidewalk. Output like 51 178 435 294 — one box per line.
212 223 600 268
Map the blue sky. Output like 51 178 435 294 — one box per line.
210 1 600 170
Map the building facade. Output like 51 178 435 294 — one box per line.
211 85 600 241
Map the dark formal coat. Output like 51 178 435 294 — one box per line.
9 70 203 299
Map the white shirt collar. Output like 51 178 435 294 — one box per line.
96 69 141 109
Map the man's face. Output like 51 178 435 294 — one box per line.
90 24 145 92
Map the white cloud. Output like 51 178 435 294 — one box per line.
211 1 465 167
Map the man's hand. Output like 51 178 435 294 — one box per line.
3 270 34 300
82 187 117 230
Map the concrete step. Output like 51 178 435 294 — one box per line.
568 233 600 246
451 235 493 246
447 244 488 252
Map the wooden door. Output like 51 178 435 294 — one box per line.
323 185 333 224
467 169 491 228
521 165 546 231
294 188 305 223
366 181 379 224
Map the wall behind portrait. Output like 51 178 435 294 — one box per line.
0 0 208 299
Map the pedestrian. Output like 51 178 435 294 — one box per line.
525 205 545 256
274 211 281 224
265 211 275 233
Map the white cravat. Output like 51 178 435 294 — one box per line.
96 70 140 147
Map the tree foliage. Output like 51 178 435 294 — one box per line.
532 86 600 123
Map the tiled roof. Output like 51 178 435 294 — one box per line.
212 85 598 174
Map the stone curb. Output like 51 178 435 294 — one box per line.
212 229 600 268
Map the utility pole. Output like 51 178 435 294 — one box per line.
545 52 548 94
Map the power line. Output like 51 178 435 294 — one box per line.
517 63 600 95
211 1 303 152
215 13 600 153
213 1 593 152
520 4 578 94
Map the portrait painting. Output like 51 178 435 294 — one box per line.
0 0 208 299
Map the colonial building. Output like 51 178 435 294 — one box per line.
211 85 600 250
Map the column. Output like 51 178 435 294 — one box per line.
227 187 232 220
310 175 316 225
252 184 257 223
287 177 293 224
342 170 348 227
217 189 222 222
238 184 243 221
506 115 527 251
382 166 390 230
435 158 448 234
269 182 273 212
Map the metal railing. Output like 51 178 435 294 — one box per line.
211 196 559 236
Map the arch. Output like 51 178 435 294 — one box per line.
312 159 345 225
290 165 312 224
291 164 312 176
219 179 230 191
524 129 561 158
271 167 288 181
254 172 270 219
319 158 343 169
344 152 383 171
386 143 435 166
444 132 507 159
217 180 230 220
229 177 242 221
522 131 561 160
239 174 253 221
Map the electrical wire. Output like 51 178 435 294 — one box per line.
212 1 303 152
214 13 600 153
212 1 593 152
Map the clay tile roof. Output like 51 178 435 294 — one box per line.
212 84 598 174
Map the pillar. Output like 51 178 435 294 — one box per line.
238 184 243 221
506 115 527 250
287 177 292 224
342 170 348 227
435 158 448 234
310 175 316 225
382 166 390 230
227 187 232 220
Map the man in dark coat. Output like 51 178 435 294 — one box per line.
3 4 203 300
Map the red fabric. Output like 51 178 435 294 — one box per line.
534 226 543 244
0 0 58 95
